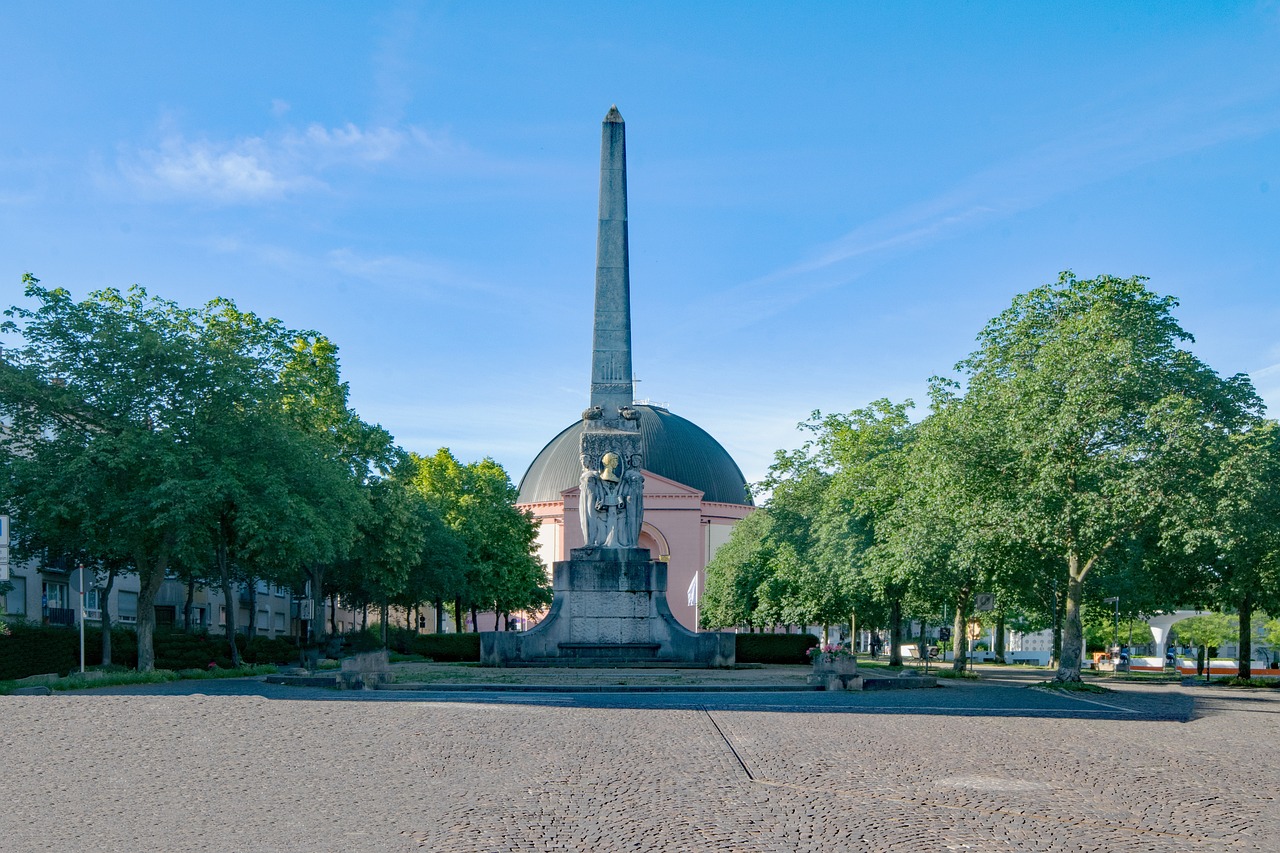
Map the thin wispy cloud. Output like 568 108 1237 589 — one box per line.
116 120 460 203
196 234 521 307
325 247 509 301
682 69 1280 336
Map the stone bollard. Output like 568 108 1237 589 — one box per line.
807 654 862 690
337 649 392 690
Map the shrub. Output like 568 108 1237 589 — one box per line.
0 622 300 679
341 629 387 654
0 621 82 679
242 635 300 665
408 633 481 662
734 632 819 664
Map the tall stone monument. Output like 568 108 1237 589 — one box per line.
481 107 734 667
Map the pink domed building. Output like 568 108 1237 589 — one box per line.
517 403 755 632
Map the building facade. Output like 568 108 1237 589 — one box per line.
2 556 360 640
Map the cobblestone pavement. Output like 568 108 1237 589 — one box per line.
2 673 1275 853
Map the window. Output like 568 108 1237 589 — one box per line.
117 591 138 624
257 608 270 633
43 581 70 610
273 585 287 598
218 605 227 626
86 588 101 611
4 576 26 615
190 606 206 627
273 612 285 632
255 580 269 595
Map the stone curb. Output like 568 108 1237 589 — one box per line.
376 683 821 694
9 685 53 696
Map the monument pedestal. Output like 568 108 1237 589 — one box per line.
481 547 734 667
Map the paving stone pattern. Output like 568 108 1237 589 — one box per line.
1 674 1275 852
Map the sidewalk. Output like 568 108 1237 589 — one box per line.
381 660 816 690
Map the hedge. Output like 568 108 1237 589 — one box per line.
734 632 819 664
345 627 483 661
408 632 481 662
0 622 302 680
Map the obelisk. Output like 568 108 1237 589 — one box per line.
478 107 734 666
578 106 643 549
591 105 633 417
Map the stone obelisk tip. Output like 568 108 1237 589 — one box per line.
589 101 631 416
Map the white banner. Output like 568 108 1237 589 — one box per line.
686 574 698 607
0 544 9 581
0 514 9 546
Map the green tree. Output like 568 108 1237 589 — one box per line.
1182 422 1280 678
1 278 371 669
408 449 546 631
276 334 394 646
701 509 775 630
1170 613 1236 652
809 400 916 663
948 272 1260 682
2 279 215 670
754 445 846 636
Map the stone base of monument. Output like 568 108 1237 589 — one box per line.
481 547 735 668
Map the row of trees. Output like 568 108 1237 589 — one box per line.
703 272 1280 682
0 276 548 670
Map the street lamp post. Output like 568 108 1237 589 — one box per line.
1104 597 1119 673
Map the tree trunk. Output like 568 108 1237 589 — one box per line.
305 563 327 646
435 598 445 633
1238 593 1254 680
994 610 1006 663
330 593 338 636
183 575 195 633
100 566 117 667
1055 560 1085 682
135 547 170 673
217 539 241 668
888 599 903 667
952 589 970 673
470 605 479 633
1051 580 1063 668
362 604 368 630
380 600 389 647
454 597 464 633
247 579 259 640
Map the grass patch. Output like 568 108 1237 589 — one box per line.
856 660 906 671
0 663 279 695
937 669 980 680
1215 676 1280 688
1033 680 1110 694
388 652 429 663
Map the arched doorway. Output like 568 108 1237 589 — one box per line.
638 523 669 562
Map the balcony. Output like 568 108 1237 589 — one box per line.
45 607 75 626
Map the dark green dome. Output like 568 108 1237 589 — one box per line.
517 404 754 507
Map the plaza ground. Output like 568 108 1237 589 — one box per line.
1 665 1274 852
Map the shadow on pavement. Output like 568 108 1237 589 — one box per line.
59 674 1199 722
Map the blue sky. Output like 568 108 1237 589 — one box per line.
3 3 1279 485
